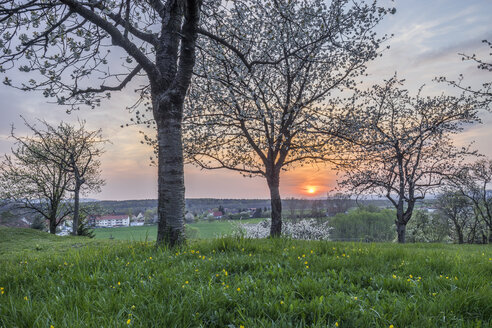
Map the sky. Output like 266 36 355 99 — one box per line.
0 0 491 201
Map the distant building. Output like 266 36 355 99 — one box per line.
130 212 145 226
90 215 130 228
212 211 223 219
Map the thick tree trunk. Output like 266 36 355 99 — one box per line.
49 218 56 234
72 183 81 236
267 173 282 237
455 225 464 244
396 221 406 243
155 112 186 247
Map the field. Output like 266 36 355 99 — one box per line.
0 227 491 328
93 219 264 241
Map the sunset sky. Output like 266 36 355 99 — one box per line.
0 0 491 200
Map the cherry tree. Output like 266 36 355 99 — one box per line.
334 77 481 243
181 0 393 236
0 0 201 245
11 119 106 236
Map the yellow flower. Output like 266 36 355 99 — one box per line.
302 254 305 258
335 322 339 327
389 325 394 328
216 274 219 277
131 305 135 310
409 275 413 279
149 257 152 260
306 265 309 269
117 282 121 286
127 318 131 325
24 296 28 301
353 297 358 300
310 250 313 254
280 301 284 304
240 325 245 328
304 261 308 265
185 281 189 284
50 325 54 328
225 271 228 276
237 287 241 292
432 292 437 296
392 274 397 279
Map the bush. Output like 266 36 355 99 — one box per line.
239 219 331 240
328 207 395 242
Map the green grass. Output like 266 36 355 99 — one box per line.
0 227 491 327
93 219 265 241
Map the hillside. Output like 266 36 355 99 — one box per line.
0 227 491 327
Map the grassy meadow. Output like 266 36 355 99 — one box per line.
93 219 264 241
0 226 491 327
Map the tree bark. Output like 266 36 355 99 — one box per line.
155 108 186 247
49 217 57 234
72 182 81 236
267 172 282 237
396 221 406 243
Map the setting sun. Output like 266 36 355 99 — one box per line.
307 187 316 194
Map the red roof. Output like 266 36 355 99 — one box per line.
212 211 223 217
93 215 128 221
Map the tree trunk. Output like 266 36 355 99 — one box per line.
267 172 282 237
396 220 406 243
155 112 186 247
72 182 81 236
49 218 56 234
455 225 464 244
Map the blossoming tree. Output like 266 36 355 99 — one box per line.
333 77 481 243
0 0 201 246
182 0 394 236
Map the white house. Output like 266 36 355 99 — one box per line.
91 215 130 228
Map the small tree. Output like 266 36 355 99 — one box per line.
447 159 492 243
335 77 480 243
9 119 105 235
436 191 474 244
0 131 72 234
183 0 393 236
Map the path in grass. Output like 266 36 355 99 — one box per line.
93 218 265 241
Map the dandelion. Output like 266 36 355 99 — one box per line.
249 253 252 257
409 275 413 279
216 274 219 277
280 301 284 304
302 254 305 258
149 257 152 260
225 271 228 276
335 322 339 327
392 274 397 279
353 297 358 300
240 325 245 328
304 261 308 265
131 305 136 310
127 318 131 325
342 253 346 257
185 281 189 284
50 325 54 328
306 265 309 269
310 250 314 254
237 287 241 292
24 296 28 301
432 292 437 296
389 325 394 328
118 282 121 286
